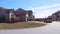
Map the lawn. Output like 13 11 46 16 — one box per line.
0 22 46 29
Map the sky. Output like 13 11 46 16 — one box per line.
0 0 60 18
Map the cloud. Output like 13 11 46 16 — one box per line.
29 4 60 10
35 8 60 18
27 4 60 18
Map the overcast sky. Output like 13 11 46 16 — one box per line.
0 0 60 18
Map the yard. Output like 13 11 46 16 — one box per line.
0 21 46 29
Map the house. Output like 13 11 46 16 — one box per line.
27 10 35 21
5 9 17 22
0 7 34 22
49 10 60 21
0 7 16 23
15 8 34 22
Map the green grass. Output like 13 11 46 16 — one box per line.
0 22 46 29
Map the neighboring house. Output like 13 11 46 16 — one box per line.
5 9 17 22
0 7 16 23
0 7 34 22
15 8 28 22
27 10 35 21
15 8 34 22
48 11 60 21
35 18 45 21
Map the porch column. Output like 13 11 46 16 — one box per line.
26 12 28 22
9 12 12 22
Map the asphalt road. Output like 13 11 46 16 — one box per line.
0 21 60 34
